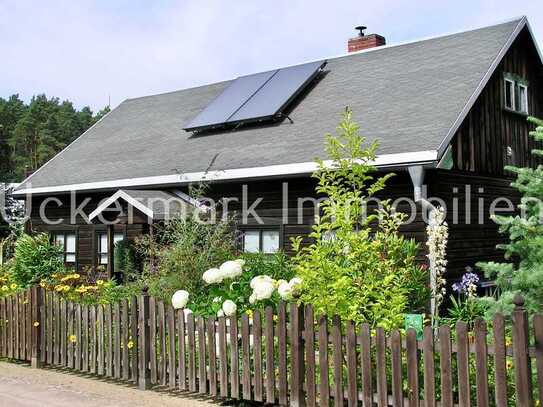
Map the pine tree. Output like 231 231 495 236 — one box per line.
478 116 543 316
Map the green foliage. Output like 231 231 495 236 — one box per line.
10 233 67 287
291 109 428 330
134 215 238 302
189 252 294 317
113 239 137 280
0 94 109 181
477 116 543 317
444 296 486 330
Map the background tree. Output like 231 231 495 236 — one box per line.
478 116 543 316
0 93 109 181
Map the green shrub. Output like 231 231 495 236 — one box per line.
291 109 428 330
10 233 67 287
113 238 137 281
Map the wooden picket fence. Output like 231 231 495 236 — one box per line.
0 287 542 406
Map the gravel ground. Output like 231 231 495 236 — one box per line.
0 361 218 407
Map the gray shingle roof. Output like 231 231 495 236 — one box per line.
17 19 524 192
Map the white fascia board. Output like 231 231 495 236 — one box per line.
88 190 154 221
13 150 438 197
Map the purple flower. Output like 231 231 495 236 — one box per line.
453 272 479 295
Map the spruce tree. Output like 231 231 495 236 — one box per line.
478 116 543 316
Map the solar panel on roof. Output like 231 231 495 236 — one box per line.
184 69 278 131
227 60 326 124
184 60 326 132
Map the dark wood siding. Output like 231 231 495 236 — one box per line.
451 27 543 175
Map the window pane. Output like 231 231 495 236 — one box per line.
100 254 108 265
518 85 528 113
66 254 76 263
505 79 514 109
54 234 64 247
114 233 124 245
262 230 280 253
66 234 76 253
243 231 260 253
100 233 108 254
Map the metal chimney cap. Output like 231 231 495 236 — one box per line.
355 26 367 36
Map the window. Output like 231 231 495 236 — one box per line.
52 232 77 263
504 74 529 114
241 229 280 253
98 232 124 265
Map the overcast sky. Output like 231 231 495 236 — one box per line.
1 0 541 112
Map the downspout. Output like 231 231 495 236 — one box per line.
408 165 438 323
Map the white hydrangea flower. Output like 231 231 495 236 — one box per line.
249 293 257 304
289 277 303 297
171 290 189 309
277 281 293 300
217 309 225 318
183 308 193 318
222 300 237 316
220 260 243 279
253 276 276 301
203 268 222 284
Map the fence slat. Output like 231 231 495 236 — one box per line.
67 301 74 369
241 313 251 400
346 320 358 407
197 316 207 394
360 323 372 407
148 297 157 384
54 295 61 365
130 296 138 383
229 314 239 399
177 309 187 391
14 293 19 359
265 306 275 404
75 304 82 371
253 310 263 402
207 316 217 397
318 314 330 406
97 304 104 375
26 289 32 361
406 329 419 407
332 315 343 407
277 302 287 405
138 292 151 390
0 298 5 358
46 291 53 364
375 327 387 407
7 296 12 359
512 296 533 407
474 318 489 407
121 299 130 381
187 312 196 392
89 305 96 374
218 315 228 398
439 325 453 407
533 314 543 407
423 326 436 407
158 301 166 386
492 313 507 407
167 306 176 389
82 304 88 372
456 321 470 407
391 329 403 407
105 303 113 377
304 305 316 407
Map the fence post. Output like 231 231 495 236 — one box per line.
512 294 532 407
138 287 151 390
290 303 305 407
30 286 42 368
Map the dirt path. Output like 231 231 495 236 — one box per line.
0 361 218 407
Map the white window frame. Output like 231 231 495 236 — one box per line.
241 228 281 254
504 77 516 110
97 231 125 265
517 83 529 114
52 232 77 264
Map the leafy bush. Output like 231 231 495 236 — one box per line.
113 239 137 281
291 109 428 330
477 116 543 317
10 233 67 287
135 215 238 302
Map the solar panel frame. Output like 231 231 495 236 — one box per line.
183 69 278 131
227 60 326 125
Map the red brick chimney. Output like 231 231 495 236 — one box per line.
348 26 386 53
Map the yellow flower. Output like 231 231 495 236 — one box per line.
23 299 29 305
1 286 8 292
33 321 40 327
127 340 134 349
62 285 71 292
73 273 80 279
505 338 512 347
96 280 104 286
246 309 253 317
273 315 278 322
10 283 17 290
69 334 77 343
55 285 63 292
506 360 514 369
39 281 47 288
